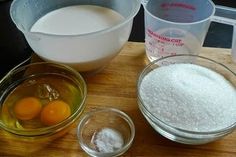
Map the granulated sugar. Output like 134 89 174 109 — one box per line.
139 63 236 132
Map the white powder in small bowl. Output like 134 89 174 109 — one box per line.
92 128 124 153
139 63 236 132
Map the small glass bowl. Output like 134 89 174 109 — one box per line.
0 62 87 139
137 54 236 145
77 108 135 157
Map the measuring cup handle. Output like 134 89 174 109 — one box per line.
211 5 236 62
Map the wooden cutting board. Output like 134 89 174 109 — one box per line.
0 42 236 157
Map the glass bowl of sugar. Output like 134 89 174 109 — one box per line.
77 108 135 157
137 54 236 145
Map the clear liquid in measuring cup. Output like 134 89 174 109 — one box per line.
145 28 201 62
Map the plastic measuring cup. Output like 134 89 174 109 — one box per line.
142 0 236 62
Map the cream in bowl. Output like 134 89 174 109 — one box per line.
10 0 141 72
30 5 125 36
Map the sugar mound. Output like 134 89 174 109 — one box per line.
140 63 236 132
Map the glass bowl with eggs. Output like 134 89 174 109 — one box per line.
0 62 87 139
137 54 236 145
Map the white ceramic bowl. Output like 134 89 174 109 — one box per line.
10 0 141 72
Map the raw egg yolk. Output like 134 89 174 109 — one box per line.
40 100 71 126
14 97 42 120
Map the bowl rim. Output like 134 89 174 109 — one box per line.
77 107 135 156
0 61 87 137
10 0 141 37
137 54 236 135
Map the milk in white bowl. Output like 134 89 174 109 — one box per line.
31 5 124 35
28 5 128 72
10 0 141 72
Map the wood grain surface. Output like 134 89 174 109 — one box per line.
0 42 236 157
